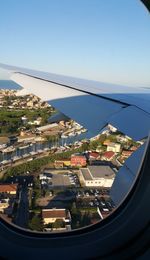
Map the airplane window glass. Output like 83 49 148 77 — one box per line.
0 0 149 233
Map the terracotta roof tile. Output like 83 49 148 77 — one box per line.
0 184 18 193
42 209 68 219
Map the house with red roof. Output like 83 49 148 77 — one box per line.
101 151 115 161
42 208 71 225
89 152 100 160
0 184 18 195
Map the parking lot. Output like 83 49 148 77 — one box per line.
40 172 80 188
76 194 115 215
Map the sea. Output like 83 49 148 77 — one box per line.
0 80 21 90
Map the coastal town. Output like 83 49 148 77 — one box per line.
0 89 143 232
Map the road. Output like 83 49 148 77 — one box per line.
15 185 29 228
0 152 50 180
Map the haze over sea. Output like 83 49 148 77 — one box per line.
0 80 21 90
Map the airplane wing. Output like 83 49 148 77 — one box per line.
0 63 150 205
0 63 150 141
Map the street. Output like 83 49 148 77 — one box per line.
15 185 29 228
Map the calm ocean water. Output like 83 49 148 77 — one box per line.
0 80 21 90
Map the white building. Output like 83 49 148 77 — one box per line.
36 123 58 132
117 135 128 143
108 124 117 132
42 209 71 225
79 166 115 188
107 143 121 153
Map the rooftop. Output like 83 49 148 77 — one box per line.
81 168 92 180
80 166 115 181
89 152 100 159
0 184 18 193
42 209 69 219
107 142 120 147
102 151 115 159
37 123 58 132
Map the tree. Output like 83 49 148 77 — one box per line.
28 215 43 231
98 134 107 144
52 219 65 229
89 140 99 150
80 142 90 152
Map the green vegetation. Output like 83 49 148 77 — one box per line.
71 208 93 229
28 214 43 231
2 147 83 180
0 107 53 135
70 202 96 229
52 219 65 229
80 134 107 152
45 135 60 142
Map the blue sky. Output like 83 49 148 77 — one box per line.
0 0 150 87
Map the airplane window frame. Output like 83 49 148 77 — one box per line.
0 134 149 259
0 1 150 259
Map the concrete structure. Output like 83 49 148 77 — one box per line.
0 184 18 195
51 174 73 187
80 166 115 187
71 154 87 167
42 209 71 225
107 143 121 153
36 123 58 132
54 159 71 168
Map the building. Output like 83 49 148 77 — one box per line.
89 152 100 161
26 100 34 107
122 150 133 158
107 143 121 153
8 136 18 145
79 166 115 187
0 199 9 213
71 154 87 167
21 115 28 124
130 146 139 151
101 151 115 161
0 184 18 195
117 135 129 143
108 124 118 132
28 117 42 126
103 140 112 146
54 159 71 168
42 209 71 225
36 123 58 133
